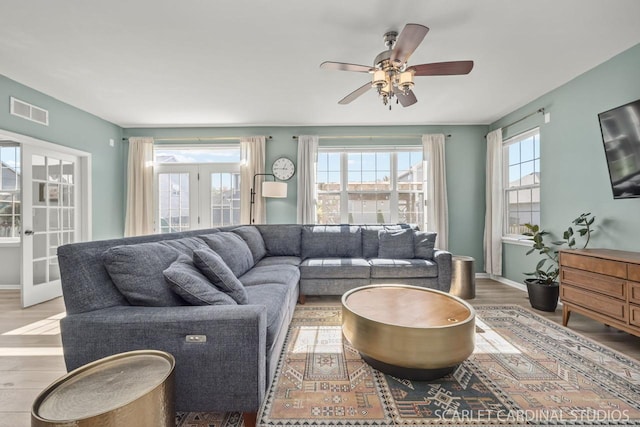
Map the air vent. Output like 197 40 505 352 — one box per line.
10 97 49 126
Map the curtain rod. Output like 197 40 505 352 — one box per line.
291 134 451 140
486 108 545 138
122 136 273 142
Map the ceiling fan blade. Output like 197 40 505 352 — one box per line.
320 61 373 73
396 90 418 107
409 60 474 76
338 82 372 105
390 23 429 65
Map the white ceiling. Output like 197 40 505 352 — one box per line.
1 0 640 128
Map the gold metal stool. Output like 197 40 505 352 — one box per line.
31 350 175 427
450 255 476 299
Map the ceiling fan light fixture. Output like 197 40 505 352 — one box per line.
399 70 414 93
372 69 387 88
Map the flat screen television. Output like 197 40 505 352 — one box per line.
598 98 640 199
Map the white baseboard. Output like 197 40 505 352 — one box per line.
477 274 564 306
0 284 20 290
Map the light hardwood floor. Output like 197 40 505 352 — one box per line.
1 279 639 426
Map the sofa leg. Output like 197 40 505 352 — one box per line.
243 412 257 427
298 293 306 305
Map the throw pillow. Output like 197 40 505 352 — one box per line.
414 231 437 259
103 242 185 306
198 232 254 277
163 256 237 306
378 229 415 259
232 226 267 264
193 248 248 304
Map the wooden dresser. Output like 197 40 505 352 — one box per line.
559 248 640 337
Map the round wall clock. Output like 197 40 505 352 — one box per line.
272 157 295 181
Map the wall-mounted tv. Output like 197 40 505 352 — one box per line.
598 98 640 199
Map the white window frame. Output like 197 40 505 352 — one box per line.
502 128 541 239
316 147 424 225
0 143 21 243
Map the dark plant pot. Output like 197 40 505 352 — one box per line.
525 278 559 312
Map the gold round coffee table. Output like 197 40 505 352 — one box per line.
341 284 475 380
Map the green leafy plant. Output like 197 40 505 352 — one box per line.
523 213 596 285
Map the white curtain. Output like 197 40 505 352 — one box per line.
240 136 266 224
296 135 319 224
422 134 448 250
124 137 154 237
483 129 504 275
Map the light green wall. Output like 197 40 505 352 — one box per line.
124 124 488 271
0 75 125 240
490 42 640 284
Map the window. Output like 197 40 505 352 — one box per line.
503 128 540 236
317 148 424 225
0 144 21 240
154 146 241 233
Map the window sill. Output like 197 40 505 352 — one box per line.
0 239 20 248
502 236 532 247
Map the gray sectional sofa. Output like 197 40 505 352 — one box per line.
57 223 451 420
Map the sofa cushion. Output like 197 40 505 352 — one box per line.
301 225 362 259
198 232 254 277
103 242 185 306
163 256 237 306
369 258 438 278
254 256 301 267
161 236 209 256
245 283 296 352
238 265 300 287
232 226 267 264
300 258 370 279
378 229 414 259
414 231 437 259
193 249 248 304
257 225 302 257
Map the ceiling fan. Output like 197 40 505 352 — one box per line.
320 23 474 109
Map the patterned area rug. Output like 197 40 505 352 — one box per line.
178 304 640 426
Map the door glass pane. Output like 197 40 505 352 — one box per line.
210 172 240 227
49 208 60 231
48 158 61 182
62 160 74 185
33 260 47 285
33 233 46 259
33 207 46 232
158 172 190 233
32 155 46 181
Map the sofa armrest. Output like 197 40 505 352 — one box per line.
433 249 452 292
60 304 267 413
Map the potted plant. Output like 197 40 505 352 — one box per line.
523 213 595 311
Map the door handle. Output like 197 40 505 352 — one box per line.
24 230 34 236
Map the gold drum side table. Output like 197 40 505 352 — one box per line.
450 255 476 299
32 350 175 427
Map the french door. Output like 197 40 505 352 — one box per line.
21 145 83 307
155 164 241 233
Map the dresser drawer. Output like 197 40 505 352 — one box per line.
560 267 626 299
629 282 640 305
561 285 627 321
629 264 640 282
630 305 640 328
560 253 627 279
